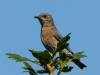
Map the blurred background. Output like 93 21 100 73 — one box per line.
0 0 100 75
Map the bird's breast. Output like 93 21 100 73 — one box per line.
41 27 57 53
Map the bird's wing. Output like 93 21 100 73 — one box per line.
51 27 74 54
51 27 62 41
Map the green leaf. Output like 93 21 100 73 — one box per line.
6 53 31 62
29 71 37 75
23 62 37 75
62 66 73 72
23 62 33 69
73 51 87 59
32 60 40 65
57 53 73 75
57 33 71 47
29 50 52 65
36 69 48 74
6 53 41 66
53 33 71 57
53 43 69 57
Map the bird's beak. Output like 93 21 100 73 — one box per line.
34 16 39 19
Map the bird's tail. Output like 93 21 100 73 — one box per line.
72 59 87 69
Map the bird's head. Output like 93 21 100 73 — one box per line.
34 13 54 27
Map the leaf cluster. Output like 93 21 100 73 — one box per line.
6 33 86 75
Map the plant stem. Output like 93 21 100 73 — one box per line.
49 72 54 75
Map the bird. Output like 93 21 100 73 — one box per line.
34 13 87 69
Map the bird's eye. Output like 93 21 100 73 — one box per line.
43 15 46 18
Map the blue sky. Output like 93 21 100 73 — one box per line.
0 0 100 75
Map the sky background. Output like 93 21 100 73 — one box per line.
0 0 100 75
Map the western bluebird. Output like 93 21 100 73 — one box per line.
34 13 87 69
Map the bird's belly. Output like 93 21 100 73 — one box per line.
41 35 57 53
